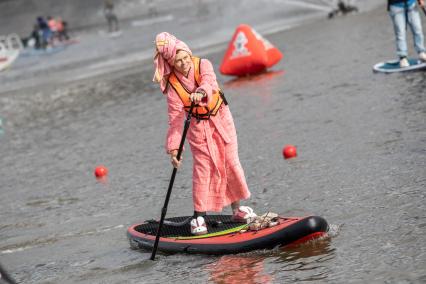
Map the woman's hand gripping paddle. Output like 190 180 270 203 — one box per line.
150 102 195 261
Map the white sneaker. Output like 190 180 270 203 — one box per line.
399 57 409 68
190 216 208 235
419 52 426 62
232 206 257 223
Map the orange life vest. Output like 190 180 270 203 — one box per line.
168 56 226 120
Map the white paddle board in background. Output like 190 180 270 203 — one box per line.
373 58 426 73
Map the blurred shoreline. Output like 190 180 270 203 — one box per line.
0 0 385 130
0 1 384 93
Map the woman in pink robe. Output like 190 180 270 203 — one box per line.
153 32 255 235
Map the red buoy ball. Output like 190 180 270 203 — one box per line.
94 165 108 178
282 145 297 159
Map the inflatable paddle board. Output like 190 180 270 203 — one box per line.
373 58 426 73
128 215 328 255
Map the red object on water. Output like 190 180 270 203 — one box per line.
94 165 108 178
283 145 297 159
220 24 283 77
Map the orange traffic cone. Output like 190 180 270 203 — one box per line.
220 24 283 76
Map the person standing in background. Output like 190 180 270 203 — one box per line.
104 0 120 33
47 16 57 38
37 16 51 48
147 0 158 17
388 0 426 67
56 17 70 41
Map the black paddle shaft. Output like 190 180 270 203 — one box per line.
0 263 17 284
150 102 195 261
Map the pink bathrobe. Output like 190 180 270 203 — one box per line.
165 58 251 212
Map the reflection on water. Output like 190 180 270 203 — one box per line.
205 238 334 283
223 70 285 116
272 238 335 282
278 237 335 263
224 70 285 90
206 255 273 284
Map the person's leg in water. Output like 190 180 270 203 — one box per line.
407 5 426 60
107 15 113 33
107 13 119 32
60 21 70 40
389 5 410 67
112 14 119 32
105 9 116 33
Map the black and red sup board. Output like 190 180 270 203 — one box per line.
127 215 328 255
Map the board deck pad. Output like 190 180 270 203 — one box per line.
134 215 248 238
373 58 426 73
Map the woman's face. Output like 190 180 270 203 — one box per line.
174 50 191 75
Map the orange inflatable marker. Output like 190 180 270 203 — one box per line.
220 24 283 76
